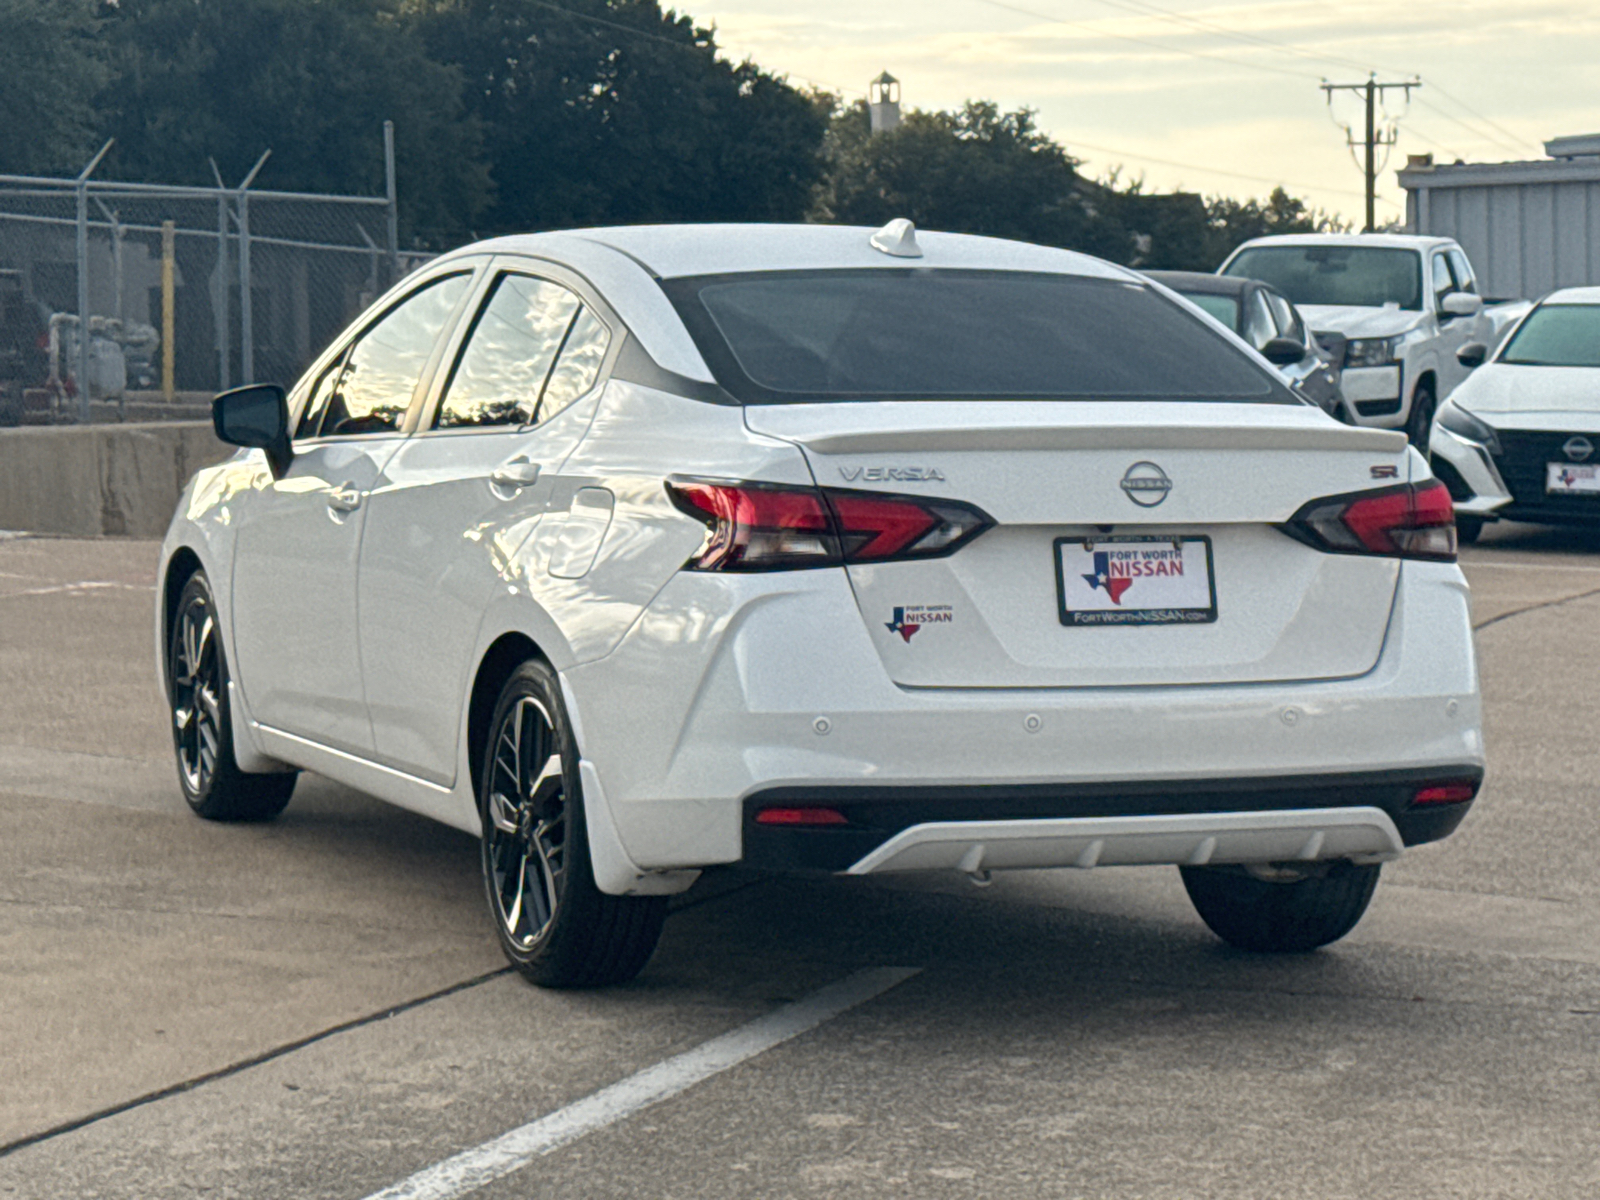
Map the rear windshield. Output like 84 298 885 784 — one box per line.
1223 246 1423 311
1498 304 1600 368
660 269 1290 404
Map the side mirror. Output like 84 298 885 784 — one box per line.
213 383 292 478
1259 337 1305 366
1441 292 1483 319
1457 342 1489 369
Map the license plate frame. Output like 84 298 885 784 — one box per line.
1054 535 1218 627
1546 462 1600 495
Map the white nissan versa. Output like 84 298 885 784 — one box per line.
156 221 1484 987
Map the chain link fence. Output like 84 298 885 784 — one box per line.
0 134 434 425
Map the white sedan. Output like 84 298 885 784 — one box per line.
157 221 1484 987
1430 287 1600 541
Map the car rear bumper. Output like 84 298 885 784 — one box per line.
562 559 1481 877
741 766 1479 875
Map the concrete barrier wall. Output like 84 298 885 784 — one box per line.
0 422 234 538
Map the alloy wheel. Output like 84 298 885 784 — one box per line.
485 696 567 950
171 593 223 795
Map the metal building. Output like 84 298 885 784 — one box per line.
1399 134 1600 301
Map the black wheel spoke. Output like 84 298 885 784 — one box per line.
484 693 565 951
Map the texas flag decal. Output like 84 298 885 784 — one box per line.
1082 550 1134 604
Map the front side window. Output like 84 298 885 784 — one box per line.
1223 246 1423 311
1447 250 1478 295
1499 305 1600 368
1432 254 1457 309
1265 292 1305 344
663 269 1287 404
302 272 472 439
1241 290 1277 351
436 273 609 429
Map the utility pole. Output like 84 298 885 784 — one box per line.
1322 74 1419 232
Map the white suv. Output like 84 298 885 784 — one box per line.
158 223 1484 987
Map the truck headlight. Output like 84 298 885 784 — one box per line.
1435 400 1501 455
1345 336 1402 368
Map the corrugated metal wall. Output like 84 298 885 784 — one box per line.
1402 161 1600 302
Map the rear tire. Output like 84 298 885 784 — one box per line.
167 571 297 821
1456 515 1483 545
1180 860 1381 953
479 659 666 988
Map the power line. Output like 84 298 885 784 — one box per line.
526 0 864 94
1064 137 1390 206
969 0 1315 82
970 0 1538 161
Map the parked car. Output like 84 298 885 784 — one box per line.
1430 287 1600 542
158 222 1484 988
1218 234 1529 448
1144 270 1345 419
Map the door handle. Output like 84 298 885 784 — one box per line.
328 484 362 513
490 461 540 489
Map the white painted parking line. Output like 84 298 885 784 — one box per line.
363 966 922 1200
0 580 156 599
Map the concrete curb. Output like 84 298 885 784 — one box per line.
0 422 234 538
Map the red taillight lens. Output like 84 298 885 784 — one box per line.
667 480 993 571
667 481 837 571
1286 481 1457 562
1413 781 1478 805
755 806 849 826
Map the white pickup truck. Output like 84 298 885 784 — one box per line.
1218 234 1529 446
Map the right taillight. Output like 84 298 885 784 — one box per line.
666 479 993 572
1283 480 1457 562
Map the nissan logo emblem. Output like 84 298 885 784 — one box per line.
1564 436 1594 463
1120 461 1173 507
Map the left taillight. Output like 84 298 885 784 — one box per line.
666 479 994 572
1283 480 1457 563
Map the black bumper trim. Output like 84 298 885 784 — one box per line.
741 766 1483 873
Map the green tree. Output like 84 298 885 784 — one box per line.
1202 187 1350 266
95 0 489 243
412 0 829 232
0 0 110 175
815 99 1132 261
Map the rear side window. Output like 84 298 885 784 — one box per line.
435 273 610 429
662 269 1288 404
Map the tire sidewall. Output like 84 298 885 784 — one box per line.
478 659 595 973
1407 380 1437 452
168 571 235 813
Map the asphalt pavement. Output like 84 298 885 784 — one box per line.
2 525 1599 1198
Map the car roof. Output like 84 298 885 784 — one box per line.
433 223 1149 382
1143 270 1253 296
1231 233 1458 253
1542 286 1600 305
462 223 1138 282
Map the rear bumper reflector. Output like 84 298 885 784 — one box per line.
756 806 850 827
1412 781 1479 805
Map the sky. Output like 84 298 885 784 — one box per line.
686 0 1599 226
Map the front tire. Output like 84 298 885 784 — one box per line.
1406 379 1437 452
1180 860 1380 953
479 659 666 988
167 571 297 821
